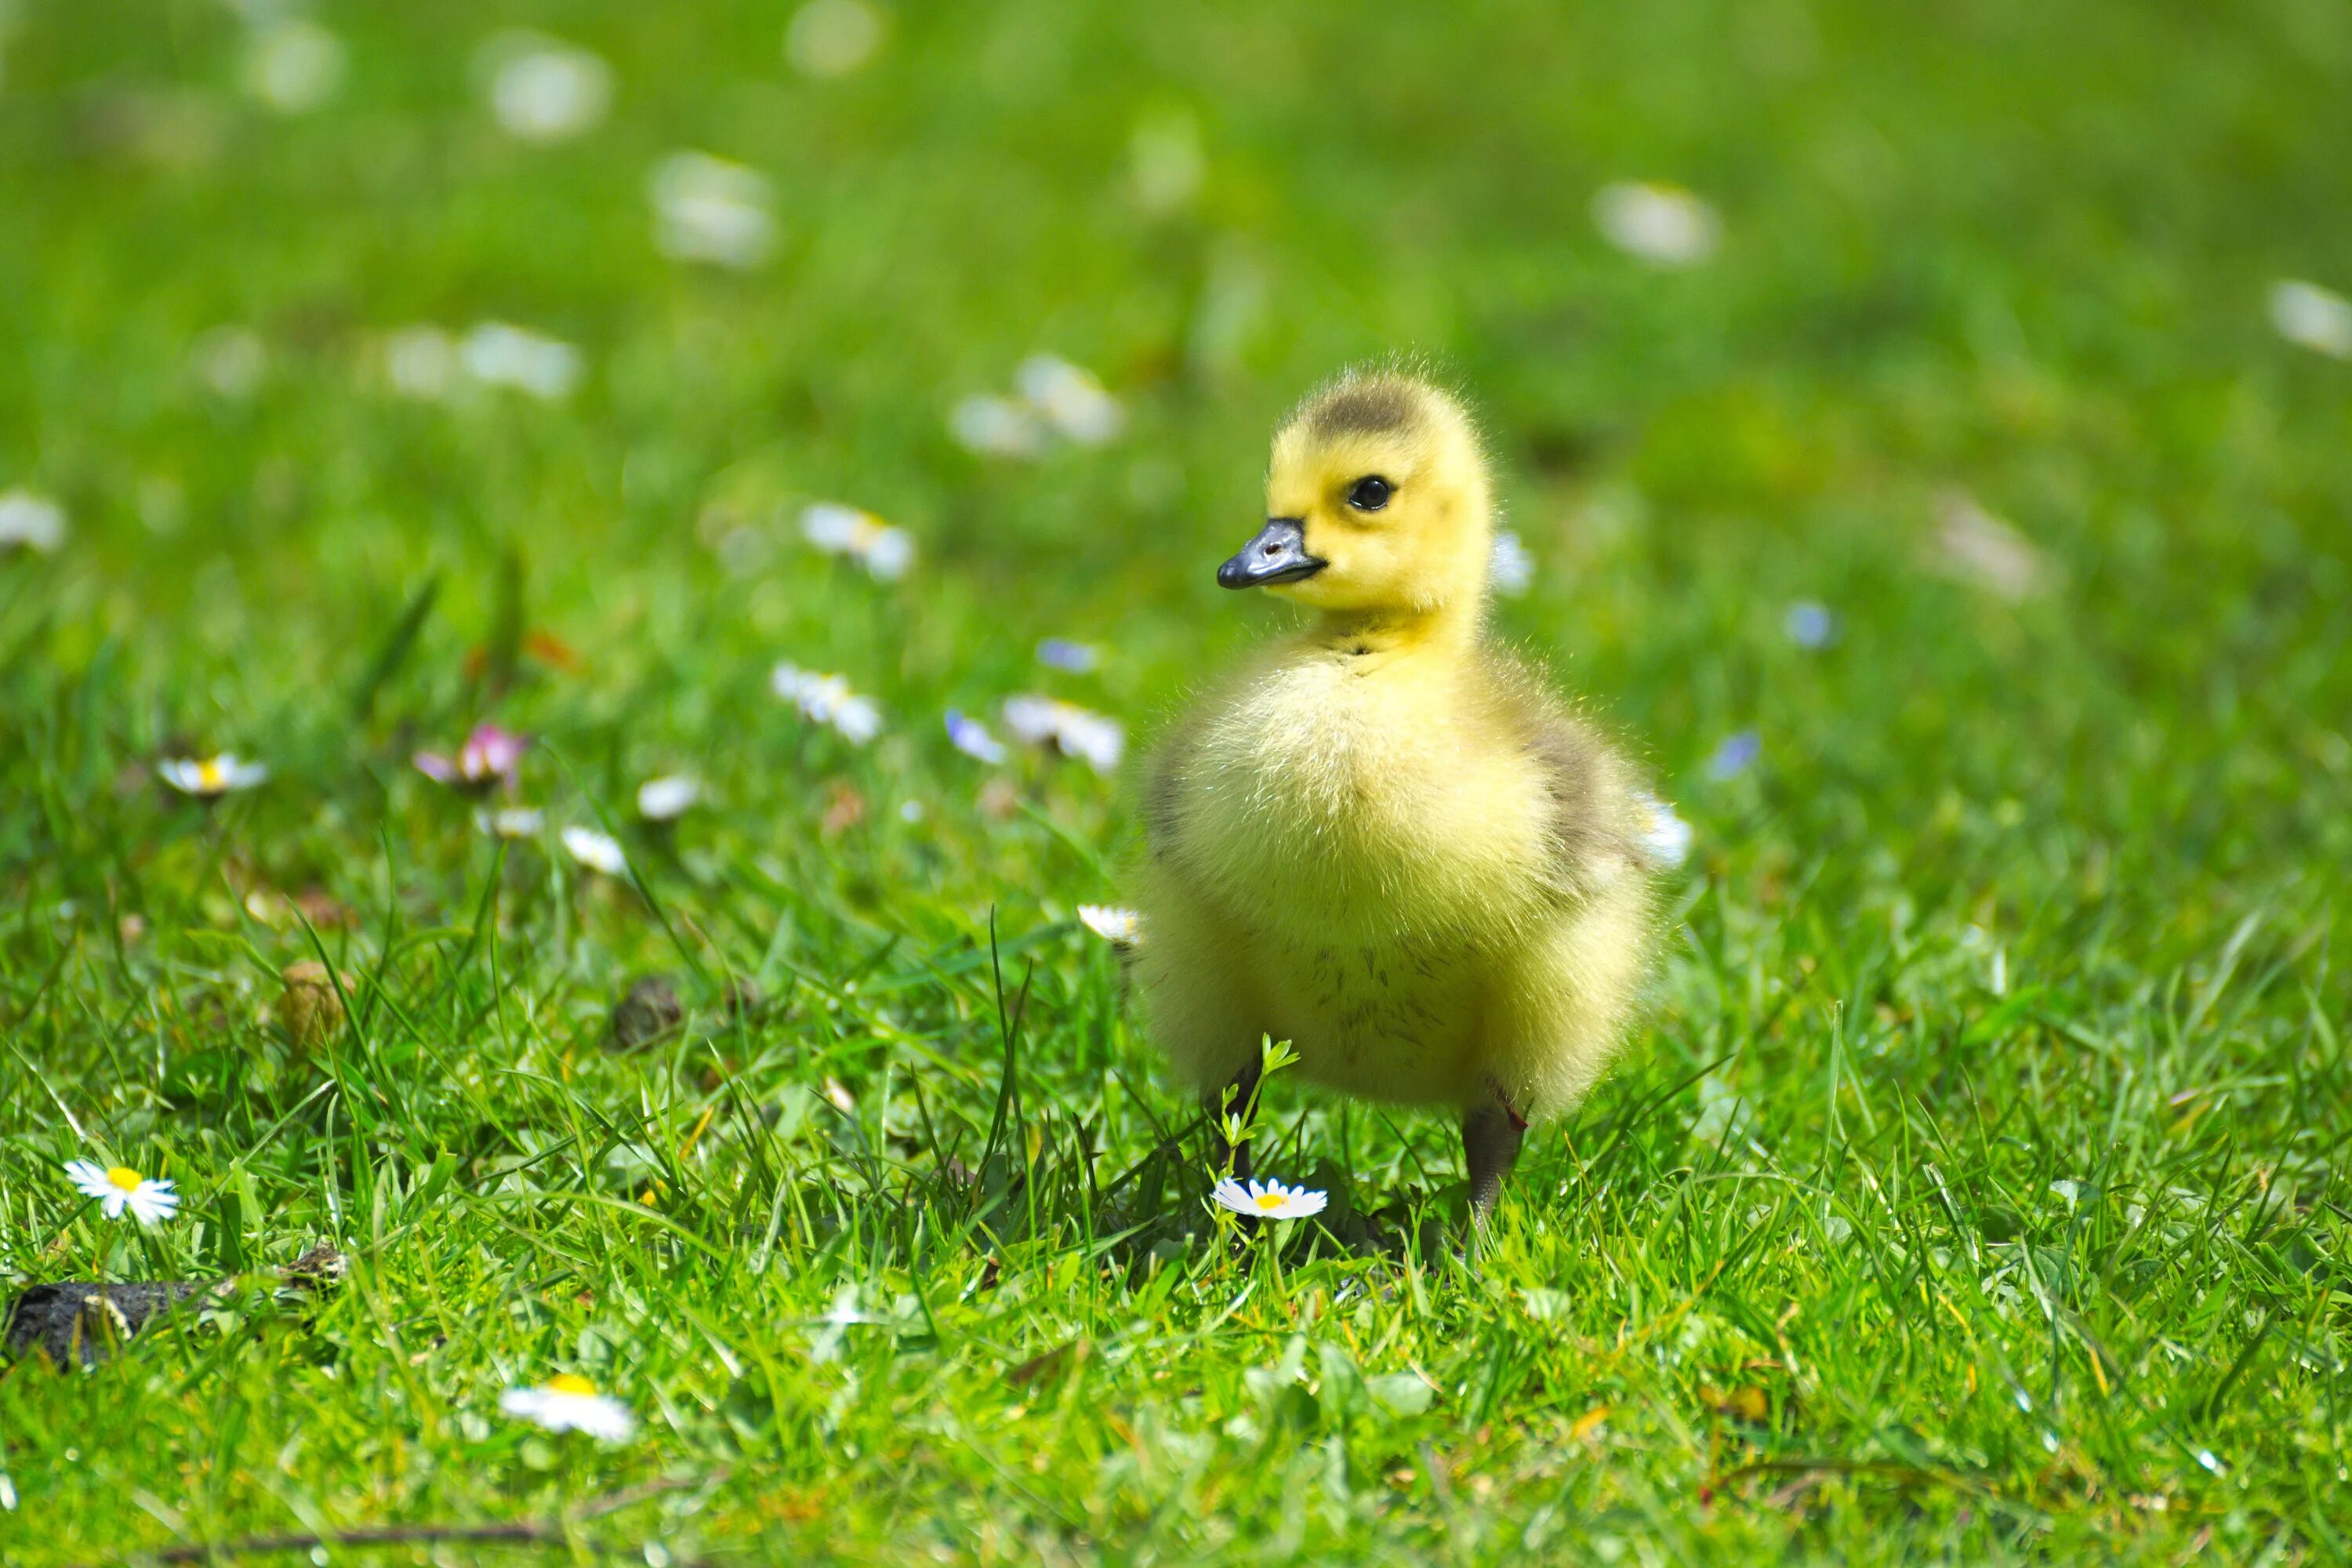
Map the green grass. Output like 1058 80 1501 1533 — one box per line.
3 0 2350 1561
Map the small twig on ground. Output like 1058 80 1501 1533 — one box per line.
93 1471 724 1567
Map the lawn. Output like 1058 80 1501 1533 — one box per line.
2 0 2349 1562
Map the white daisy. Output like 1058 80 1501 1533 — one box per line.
158 754 269 798
0 489 67 554
1592 181 1720 267
381 326 459 399
786 0 886 78
415 724 530 791
773 662 882 745
243 19 345 115
1933 488 2046 601
481 34 612 144
561 826 627 875
943 710 1007 764
1634 790 1693 870
1015 355 1124 445
1000 694 1123 775
636 774 702 821
1210 1177 1327 1221
2268 278 2352 360
459 323 581 401
476 806 546 839
800 503 915 581
650 152 777 270
191 326 267 399
499 1374 636 1442
1489 530 1534 597
949 394 1045 458
65 1160 180 1226
1077 904 1141 947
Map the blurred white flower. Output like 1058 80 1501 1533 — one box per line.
561 826 626 875
459 323 582 400
1488 530 1534 597
499 1375 635 1442
786 0 886 78
1128 110 1205 215
1001 694 1123 775
0 489 66 554
1077 904 1141 947
1016 354 1124 445
381 326 459 399
773 662 882 745
1783 600 1837 648
651 151 777 270
1592 182 1719 267
636 774 701 821
800 503 914 581
191 326 267 399
1933 488 2046 601
483 34 612 144
949 394 1044 458
2268 278 2352 360
943 709 1007 764
1035 637 1098 673
242 19 344 115
158 754 269 798
66 1160 180 1226
475 806 546 839
1634 789 1693 869
1210 1177 1326 1221
416 724 529 792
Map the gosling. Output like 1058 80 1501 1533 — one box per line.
1131 369 1667 1223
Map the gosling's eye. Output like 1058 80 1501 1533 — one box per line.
1346 475 1393 512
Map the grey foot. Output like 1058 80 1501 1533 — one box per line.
1462 1102 1526 1225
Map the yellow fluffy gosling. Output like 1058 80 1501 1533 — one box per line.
1132 369 1666 1221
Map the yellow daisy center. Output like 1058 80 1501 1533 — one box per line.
546 1374 597 1396
106 1166 143 1191
1254 1192 1286 1211
197 759 226 791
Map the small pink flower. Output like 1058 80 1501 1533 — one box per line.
415 724 530 793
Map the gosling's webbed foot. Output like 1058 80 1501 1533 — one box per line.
1462 1097 1526 1230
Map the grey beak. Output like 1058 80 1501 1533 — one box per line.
1218 517 1326 590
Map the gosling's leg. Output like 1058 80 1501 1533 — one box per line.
1207 1056 1264 1181
1462 1101 1526 1225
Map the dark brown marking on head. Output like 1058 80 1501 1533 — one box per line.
1301 379 1424 442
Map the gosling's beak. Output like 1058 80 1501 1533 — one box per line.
1218 517 1326 590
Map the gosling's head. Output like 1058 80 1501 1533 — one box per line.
1219 370 1493 618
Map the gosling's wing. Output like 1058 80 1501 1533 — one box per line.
1140 706 1196 862
1481 648 1654 899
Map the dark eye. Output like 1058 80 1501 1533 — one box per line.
1346 475 1392 512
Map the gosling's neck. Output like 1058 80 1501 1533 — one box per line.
1304 597 1485 663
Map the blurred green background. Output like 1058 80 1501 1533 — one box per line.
2 0 2348 1562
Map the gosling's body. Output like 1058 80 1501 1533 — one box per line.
1133 370 1663 1216
1138 637 1653 1116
